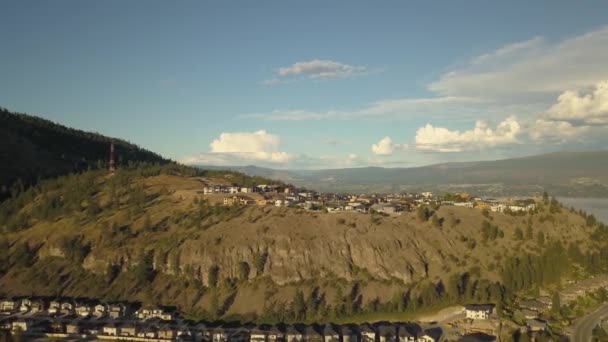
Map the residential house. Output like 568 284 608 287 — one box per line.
102 322 119 336
525 319 548 332
212 326 229 342
519 299 549 313
251 325 269 342
66 320 81 335
268 325 286 342
137 323 159 339
120 323 137 337
159 324 177 339
377 324 397 342
520 309 538 320
108 303 127 318
75 302 92 317
241 187 254 193
0 298 19 312
48 300 61 315
20 298 44 313
459 333 496 342
417 328 442 342
93 303 107 318
454 202 474 208
256 199 270 206
323 324 340 342
304 325 323 342
465 304 494 320
12 318 31 333
286 325 304 342
224 195 254 206
229 187 240 194
359 324 376 342
194 323 212 342
228 327 250 342
397 325 416 342
60 301 75 315
136 306 175 321
341 325 359 342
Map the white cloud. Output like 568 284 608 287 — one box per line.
203 130 293 163
265 59 367 84
527 119 589 143
371 136 395 155
251 96 482 121
545 80 608 125
429 26 608 98
415 116 522 152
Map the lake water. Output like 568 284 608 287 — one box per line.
558 197 608 224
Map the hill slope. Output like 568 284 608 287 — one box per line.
201 151 608 196
0 107 168 198
1 165 606 323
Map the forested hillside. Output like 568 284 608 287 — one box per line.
1 163 606 324
0 107 168 199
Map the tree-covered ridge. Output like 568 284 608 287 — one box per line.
0 162 282 233
0 107 168 199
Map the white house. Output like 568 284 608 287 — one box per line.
465 304 494 320
454 202 474 208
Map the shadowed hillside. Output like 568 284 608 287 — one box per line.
0 107 168 199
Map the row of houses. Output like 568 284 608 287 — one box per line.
0 297 174 320
1 314 446 342
204 185 292 195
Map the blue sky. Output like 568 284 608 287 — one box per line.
2 1 608 169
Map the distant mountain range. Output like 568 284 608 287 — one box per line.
197 150 608 197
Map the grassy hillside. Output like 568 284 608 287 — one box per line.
206 151 608 196
0 107 168 199
1 164 607 323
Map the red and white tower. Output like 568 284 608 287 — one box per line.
109 141 116 173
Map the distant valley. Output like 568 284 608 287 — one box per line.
197 150 608 197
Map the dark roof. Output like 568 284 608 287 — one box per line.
304 325 322 337
376 324 396 336
459 333 497 342
397 325 416 337
286 325 302 335
421 328 443 341
465 304 494 311
340 324 358 335
323 324 339 336
359 323 375 334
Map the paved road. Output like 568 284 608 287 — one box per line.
571 302 608 342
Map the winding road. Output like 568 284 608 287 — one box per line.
571 302 608 342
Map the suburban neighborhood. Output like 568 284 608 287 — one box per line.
201 183 537 217
0 295 504 341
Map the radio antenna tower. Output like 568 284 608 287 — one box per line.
109 141 116 173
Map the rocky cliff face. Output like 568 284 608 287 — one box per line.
1 174 595 317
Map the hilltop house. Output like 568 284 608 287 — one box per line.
0 299 19 312
341 325 359 342
465 304 494 320
304 326 323 342
268 325 286 342
359 324 376 342
417 328 442 342
323 324 340 342
397 325 417 342
377 324 397 342
286 325 303 342
251 325 269 342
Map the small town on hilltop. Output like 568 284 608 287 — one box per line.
202 183 537 217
